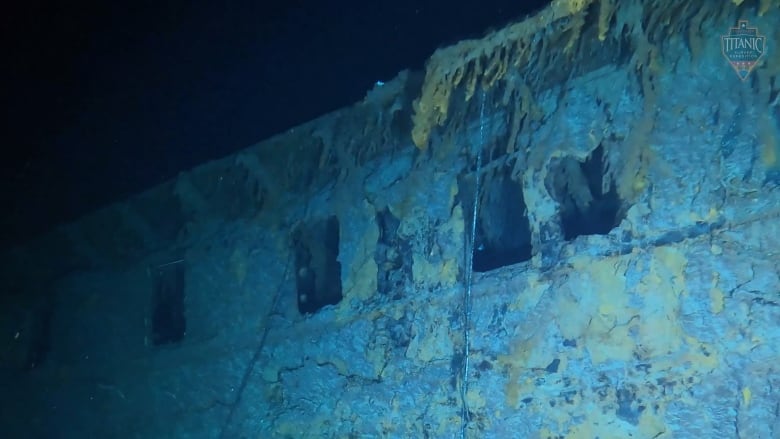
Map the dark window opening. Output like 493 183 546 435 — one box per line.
460 165 533 273
293 216 343 315
151 261 186 346
25 303 53 370
547 144 625 241
375 209 413 300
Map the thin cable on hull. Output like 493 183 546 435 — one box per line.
461 90 486 439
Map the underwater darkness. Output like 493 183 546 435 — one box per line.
1 0 552 250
